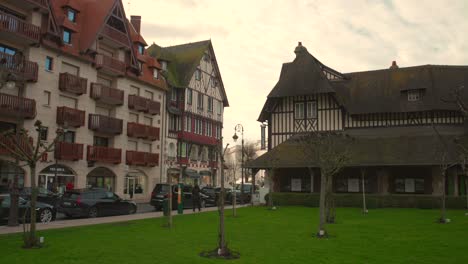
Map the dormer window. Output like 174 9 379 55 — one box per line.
153 69 158 79
195 69 201 81
407 90 421 101
138 44 144 55
161 61 167 71
67 9 76 23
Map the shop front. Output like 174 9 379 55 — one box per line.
124 170 147 200
87 167 116 191
39 164 75 194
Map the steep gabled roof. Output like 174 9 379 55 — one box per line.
147 40 229 106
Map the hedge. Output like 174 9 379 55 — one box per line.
266 192 468 209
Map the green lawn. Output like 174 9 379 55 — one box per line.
1 207 467 264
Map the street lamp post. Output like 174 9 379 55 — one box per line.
232 124 244 205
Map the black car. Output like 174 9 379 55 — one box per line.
0 195 56 223
226 184 259 204
150 184 207 211
20 187 61 207
58 188 137 218
201 187 231 206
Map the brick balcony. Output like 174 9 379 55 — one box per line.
95 54 126 76
128 95 161 115
126 151 159 167
55 142 83 161
87 145 121 164
90 83 124 105
0 93 36 119
0 10 41 44
59 73 87 95
101 24 131 48
88 114 123 135
127 122 160 141
0 52 38 82
56 106 85 128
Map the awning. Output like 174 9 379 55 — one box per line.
199 170 211 176
184 169 200 179
167 168 180 175
245 134 468 169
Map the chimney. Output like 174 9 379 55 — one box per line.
130 16 141 33
390 60 399 69
294 41 307 55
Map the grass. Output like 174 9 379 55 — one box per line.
0 207 467 264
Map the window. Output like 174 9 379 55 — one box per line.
144 90 154 100
138 44 144 55
143 116 153 126
208 97 213 112
129 113 139 123
395 178 425 193
142 143 152 153
127 140 137 151
93 136 109 147
130 86 140 96
63 29 72 44
185 116 192 132
195 69 201 80
206 122 212 137
43 91 51 106
218 101 222 115
0 44 16 55
306 101 317 119
179 142 187 157
294 103 304 119
187 89 192 105
153 69 158 79
197 93 204 110
60 131 75 143
67 9 76 22
39 127 48 141
211 77 217 87
408 90 421 101
171 89 177 101
161 61 167 71
45 57 53 71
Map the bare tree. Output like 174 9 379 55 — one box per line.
293 132 351 237
0 121 62 248
242 142 258 183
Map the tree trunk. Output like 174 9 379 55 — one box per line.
361 169 367 214
325 174 335 224
318 170 327 237
440 168 447 223
8 174 19 226
25 164 38 248
267 169 274 208
251 170 255 206
218 151 227 256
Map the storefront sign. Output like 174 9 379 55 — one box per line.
291 178 302 192
40 164 74 175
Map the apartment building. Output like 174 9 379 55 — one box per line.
0 0 167 201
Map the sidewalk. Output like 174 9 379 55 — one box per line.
0 204 248 235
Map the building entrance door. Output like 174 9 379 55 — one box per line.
124 177 136 199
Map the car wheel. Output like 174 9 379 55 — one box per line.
88 207 98 218
128 205 137 215
39 208 53 223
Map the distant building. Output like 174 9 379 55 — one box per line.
247 42 468 197
225 141 266 186
147 40 229 186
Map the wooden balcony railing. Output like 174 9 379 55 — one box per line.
0 52 38 82
0 10 41 43
90 83 124 105
128 94 161 115
59 73 87 95
28 0 48 8
126 151 159 167
128 95 148 112
147 100 161 115
55 141 83 161
88 114 123 135
127 122 160 141
87 145 121 164
95 54 126 76
127 122 147 138
56 106 85 128
0 135 33 156
126 151 147 166
101 24 130 48
0 93 36 119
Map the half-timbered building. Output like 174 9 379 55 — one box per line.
247 42 468 202
147 40 229 186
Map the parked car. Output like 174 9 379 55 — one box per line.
150 184 208 211
201 187 231 206
20 187 61 207
0 195 56 223
58 188 137 218
226 184 259 204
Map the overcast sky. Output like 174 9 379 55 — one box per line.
124 0 468 146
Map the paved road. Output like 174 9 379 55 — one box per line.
0 204 248 235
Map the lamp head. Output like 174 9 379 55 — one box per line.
232 132 238 142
